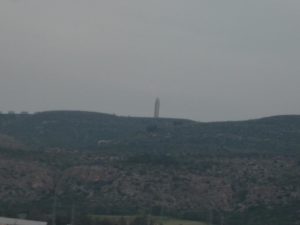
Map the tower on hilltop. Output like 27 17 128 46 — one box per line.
154 98 160 118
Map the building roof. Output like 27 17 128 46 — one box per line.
0 217 47 225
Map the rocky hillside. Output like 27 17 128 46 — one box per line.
0 111 300 225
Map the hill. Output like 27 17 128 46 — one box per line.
1 111 300 154
0 111 299 225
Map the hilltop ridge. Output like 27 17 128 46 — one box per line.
0 110 300 154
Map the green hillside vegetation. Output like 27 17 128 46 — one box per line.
1 111 300 154
0 111 299 225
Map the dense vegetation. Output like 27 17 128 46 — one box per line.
1 111 300 154
0 111 299 225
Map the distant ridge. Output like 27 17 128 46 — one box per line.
3 109 300 122
0 110 300 153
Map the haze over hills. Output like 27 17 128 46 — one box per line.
0 111 299 225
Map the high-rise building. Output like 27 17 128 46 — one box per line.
154 98 160 118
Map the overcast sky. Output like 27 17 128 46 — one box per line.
0 0 300 121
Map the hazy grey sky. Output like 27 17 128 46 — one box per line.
1 0 300 121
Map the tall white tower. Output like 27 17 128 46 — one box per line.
154 98 160 118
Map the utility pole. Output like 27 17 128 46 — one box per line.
208 207 213 225
52 172 64 225
70 202 76 225
52 189 57 225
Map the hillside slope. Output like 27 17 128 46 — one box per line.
1 111 300 153
0 111 299 225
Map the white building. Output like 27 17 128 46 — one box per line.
0 217 47 225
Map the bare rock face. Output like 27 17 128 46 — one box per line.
0 145 299 209
0 158 53 202
0 149 299 225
